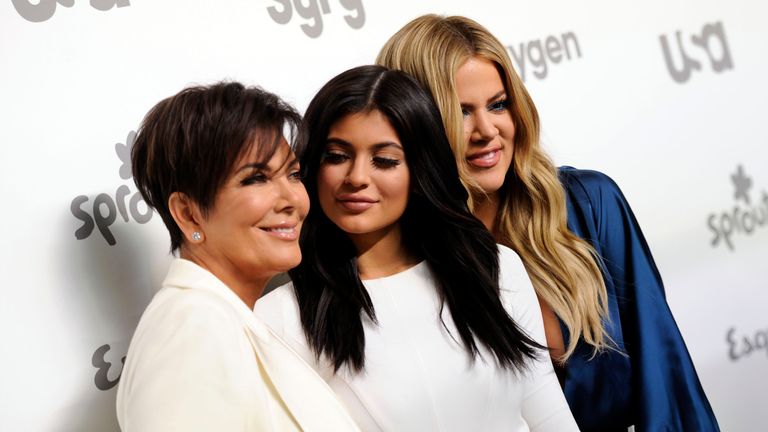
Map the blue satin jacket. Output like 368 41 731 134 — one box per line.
558 167 719 431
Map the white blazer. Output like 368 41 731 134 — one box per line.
116 258 360 432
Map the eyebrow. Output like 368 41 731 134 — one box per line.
235 156 298 175
460 90 507 108
236 162 268 174
326 137 403 151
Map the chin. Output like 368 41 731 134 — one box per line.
476 178 506 195
272 250 303 272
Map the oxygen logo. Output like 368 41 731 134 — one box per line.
507 32 582 82
266 0 365 39
726 326 768 362
70 131 153 246
659 21 733 84
12 0 129 23
92 344 125 390
706 165 768 250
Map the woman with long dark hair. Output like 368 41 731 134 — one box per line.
255 66 578 431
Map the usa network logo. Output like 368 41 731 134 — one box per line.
659 21 733 84
707 165 768 250
70 131 153 246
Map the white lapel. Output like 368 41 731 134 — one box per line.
163 259 359 431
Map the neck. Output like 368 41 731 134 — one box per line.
348 224 419 280
179 246 269 309
473 192 500 238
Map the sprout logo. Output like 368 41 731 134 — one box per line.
707 165 768 250
70 131 153 246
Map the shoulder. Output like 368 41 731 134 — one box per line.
558 166 623 199
254 282 315 360
496 245 539 317
126 288 247 369
255 281 300 330
497 244 528 279
139 287 241 337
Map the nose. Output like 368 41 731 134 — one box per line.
344 156 369 187
274 177 306 215
469 111 499 144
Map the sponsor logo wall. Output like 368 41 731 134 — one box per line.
2 1 766 430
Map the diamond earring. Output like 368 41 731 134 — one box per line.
191 231 202 242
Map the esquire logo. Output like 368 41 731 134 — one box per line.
267 0 365 38
12 0 129 23
659 21 733 84
726 326 768 362
92 343 125 390
70 131 153 246
707 165 768 251
507 31 582 82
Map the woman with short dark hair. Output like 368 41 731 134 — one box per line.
116 82 359 431
256 66 577 431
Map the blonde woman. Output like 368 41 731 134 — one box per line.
378 15 719 432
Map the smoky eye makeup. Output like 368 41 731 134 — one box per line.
372 156 401 169
321 149 351 164
488 97 510 112
240 171 268 185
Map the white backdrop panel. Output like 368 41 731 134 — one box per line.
1 1 766 430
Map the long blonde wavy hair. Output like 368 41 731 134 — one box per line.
377 14 609 361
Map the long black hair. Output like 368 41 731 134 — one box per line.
289 65 542 372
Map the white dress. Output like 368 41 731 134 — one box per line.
255 246 578 431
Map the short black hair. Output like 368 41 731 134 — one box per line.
131 82 301 251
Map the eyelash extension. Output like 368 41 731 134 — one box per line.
489 99 510 111
289 169 304 181
372 157 401 169
241 173 267 185
321 151 350 164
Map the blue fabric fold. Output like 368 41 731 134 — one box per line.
558 166 719 432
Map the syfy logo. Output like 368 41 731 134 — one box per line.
507 32 582 82
12 0 129 23
70 131 153 246
706 165 768 251
659 21 733 84
267 0 365 39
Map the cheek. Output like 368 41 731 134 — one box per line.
295 184 310 219
245 196 273 225
503 117 516 142
380 169 411 204
462 119 472 148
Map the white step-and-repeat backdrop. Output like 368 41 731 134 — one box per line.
2 1 766 430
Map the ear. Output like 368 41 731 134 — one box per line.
168 192 206 243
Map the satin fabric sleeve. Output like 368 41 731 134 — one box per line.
497 246 580 431
561 168 719 431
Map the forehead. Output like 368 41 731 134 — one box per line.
454 57 505 100
238 131 292 167
328 110 402 148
